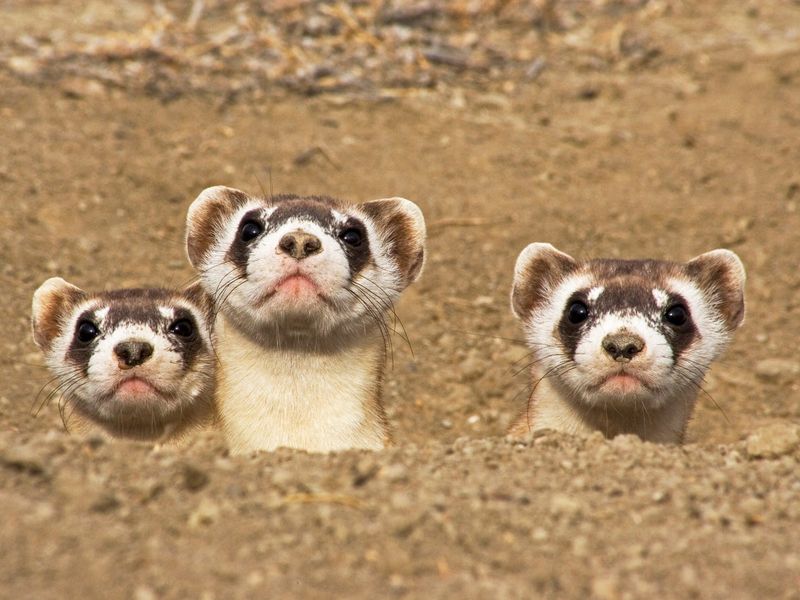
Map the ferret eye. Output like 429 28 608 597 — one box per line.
339 228 362 247
240 220 263 242
76 321 100 343
169 319 195 338
567 301 589 324
664 305 688 327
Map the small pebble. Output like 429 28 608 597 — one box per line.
188 498 220 528
2 444 47 475
60 77 106 99
133 585 158 600
7 56 40 76
746 423 800 459
182 463 210 492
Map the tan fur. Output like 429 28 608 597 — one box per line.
214 315 390 454
508 378 694 443
59 403 215 447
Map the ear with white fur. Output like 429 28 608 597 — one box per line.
511 243 577 320
32 277 86 351
185 185 251 268
359 197 426 288
685 249 746 330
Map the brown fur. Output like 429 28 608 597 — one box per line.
511 244 576 318
360 198 426 286
32 281 85 350
685 251 746 330
186 187 251 267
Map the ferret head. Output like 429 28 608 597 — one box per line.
185 186 426 344
511 244 746 411
31 279 215 440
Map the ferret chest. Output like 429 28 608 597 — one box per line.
215 317 385 453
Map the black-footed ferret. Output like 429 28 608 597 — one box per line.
185 186 426 454
31 278 216 443
508 243 746 444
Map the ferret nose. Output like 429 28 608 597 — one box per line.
602 333 645 362
114 341 154 369
278 231 322 260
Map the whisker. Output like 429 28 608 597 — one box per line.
351 275 415 356
523 360 576 434
343 287 393 367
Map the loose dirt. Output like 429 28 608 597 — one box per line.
1 1 799 598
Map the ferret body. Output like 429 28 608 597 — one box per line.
185 186 426 454
31 279 216 443
508 244 746 444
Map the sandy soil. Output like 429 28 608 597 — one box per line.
1 1 799 598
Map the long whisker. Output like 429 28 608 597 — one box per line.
343 287 393 366
523 360 576 434
351 275 414 356
672 365 730 423
351 276 405 331
32 369 86 416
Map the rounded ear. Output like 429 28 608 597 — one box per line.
359 197 427 287
31 277 86 351
511 243 577 320
185 186 251 268
685 249 746 329
182 281 215 328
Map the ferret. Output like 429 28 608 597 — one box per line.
185 186 426 454
31 278 216 442
507 243 746 444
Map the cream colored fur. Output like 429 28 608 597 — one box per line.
215 315 388 454
508 378 695 444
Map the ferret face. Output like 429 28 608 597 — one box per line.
511 244 746 410
31 279 215 440
185 186 426 342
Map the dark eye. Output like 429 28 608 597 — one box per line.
76 321 100 343
240 220 263 242
664 304 688 327
339 228 362 247
567 301 589 324
169 319 195 338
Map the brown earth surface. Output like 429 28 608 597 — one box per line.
1 1 800 598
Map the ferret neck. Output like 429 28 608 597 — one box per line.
214 314 389 453
222 310 385 354
528 377 695 444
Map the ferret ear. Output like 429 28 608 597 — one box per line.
360 197 427 287
511 243 577 320
185 185 251 268
685 249 746 330
182 282 215 327
32 278 86 351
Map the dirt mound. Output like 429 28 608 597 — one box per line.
2 428 799 599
